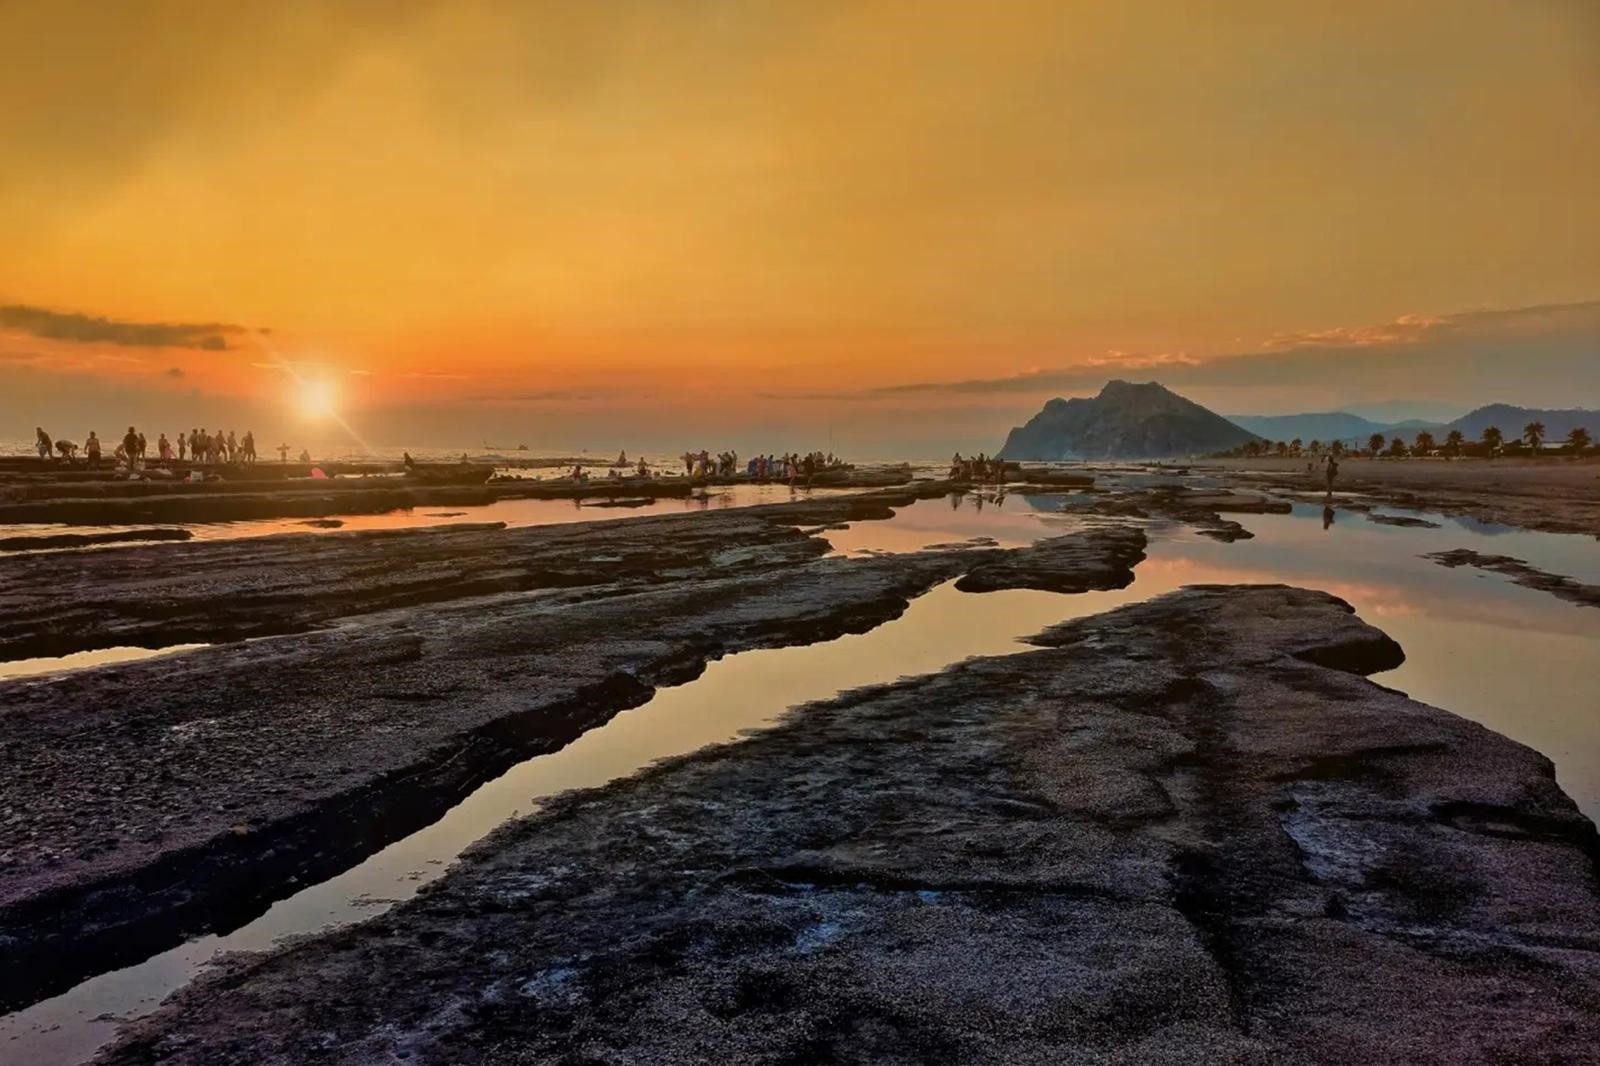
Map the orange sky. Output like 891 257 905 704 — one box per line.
2 1 1597 451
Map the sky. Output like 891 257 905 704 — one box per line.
2 0 1597 455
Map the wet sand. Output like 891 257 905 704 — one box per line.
1199 456 1600 536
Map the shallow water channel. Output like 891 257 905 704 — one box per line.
4 487 1599 1063
0 482 861 555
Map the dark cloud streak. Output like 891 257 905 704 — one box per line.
783 301 1600 405
0 305 248 350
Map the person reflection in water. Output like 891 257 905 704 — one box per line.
1323 504 1336 531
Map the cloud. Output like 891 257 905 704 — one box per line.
461 386 635 404
0 304 249 350
775 300 1600 406
1084 350 1203 370
1263 313 1446 350
250 359 331 373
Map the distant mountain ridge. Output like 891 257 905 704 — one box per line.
1443 404 1597 440
1231 404 1598 445
1227 412 1394 444
997 380 1259 460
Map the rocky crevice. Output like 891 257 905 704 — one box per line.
91 586 1600 1065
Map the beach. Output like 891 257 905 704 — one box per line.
1 460 1598 1064
1198 455 1600 536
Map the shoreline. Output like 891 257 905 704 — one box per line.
0 490 1142 1012
1196 455 1600 536
94 586 1600 1064
2 473 1597 1062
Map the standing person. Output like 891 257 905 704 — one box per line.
136 430 147 460
1324 453 1339 496
158 433 172 461
84 430 102 467
122 426 140 470
177 432 187 461
243 430 256 463
35 427 52 461
277 442 290 462
227 431 239 463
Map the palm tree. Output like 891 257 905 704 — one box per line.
1387 437 1408 457
1275 440 1288 457
1569 426 1592 456
1308 439 1323 456
1289 438 1303 456
1414 431 1435 455
1330 439 1345 457
1445 429 1464 456
1524 421 1545 451
1368 433 1385 456
1482 425 1503 455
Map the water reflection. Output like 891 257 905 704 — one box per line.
6 486 1599 1063
0 483 865 553
0 581 1100 1065
828 493 1600 824
0 644 207 682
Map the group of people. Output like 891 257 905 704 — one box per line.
35 425 272 469
949 452 1006 481
672 450 844 484
746 452 837 484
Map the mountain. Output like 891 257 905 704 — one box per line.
1443 404 1597 440
1227 412 1389 444
997 380 1260 460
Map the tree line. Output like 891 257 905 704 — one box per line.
1216 421 1591 460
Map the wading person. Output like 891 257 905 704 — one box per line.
35 426 52 461
84 430 101 467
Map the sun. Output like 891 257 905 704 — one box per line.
298 379 338 419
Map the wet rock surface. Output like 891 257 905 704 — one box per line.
1425 548 1600 609
1199 458 1600 537
96 586 1600 1065
0 488 946 662
0 528 193 552
0 464 919 525
0 499 1141 1010
954 526 1146 593
1061 485 1291 542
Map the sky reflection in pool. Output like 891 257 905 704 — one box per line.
0 482 862 553
5 485 1597 1064
829 493 1600 824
